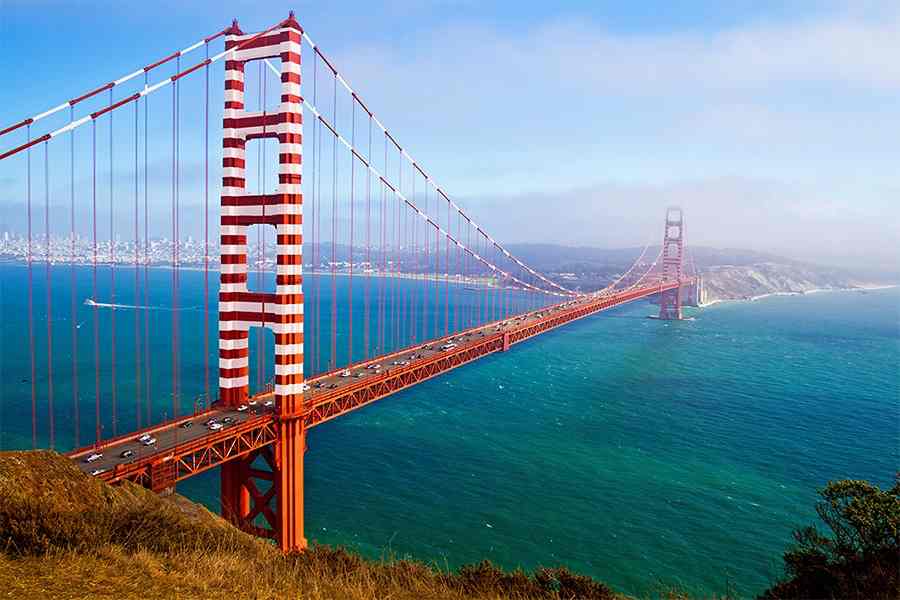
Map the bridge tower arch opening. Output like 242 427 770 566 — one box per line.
658 206 684 320
217 13 307 552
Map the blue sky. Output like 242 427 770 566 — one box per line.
1 1 897 268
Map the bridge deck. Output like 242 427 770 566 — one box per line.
68 280 685 489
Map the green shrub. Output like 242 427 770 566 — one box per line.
760 477 899 600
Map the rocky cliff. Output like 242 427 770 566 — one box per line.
699 261 887 304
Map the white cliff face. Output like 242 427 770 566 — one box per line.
699 262 877 304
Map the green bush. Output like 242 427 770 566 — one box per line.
760 477 899 600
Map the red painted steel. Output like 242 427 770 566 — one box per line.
69 279 690 481
659 206 685 320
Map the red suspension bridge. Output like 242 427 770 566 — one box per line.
0 13 699 552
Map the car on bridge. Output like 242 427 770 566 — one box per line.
120 449 134 459
84 452 103 463
141 437 157 447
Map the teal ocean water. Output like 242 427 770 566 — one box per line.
1 264 897 597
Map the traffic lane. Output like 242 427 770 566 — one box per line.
75 405 276 475
299 301 574 398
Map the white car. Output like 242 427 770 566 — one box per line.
137 433 152 443
237 404 248 412
248 399 257 407
208 422 223 431
263 400 274 408
90 468 107 476
141 437 157 447
84 452 103 464
366 364 381 370
300 383 310 392
339 369 352 378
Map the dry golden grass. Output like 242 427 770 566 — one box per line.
0 451 629 600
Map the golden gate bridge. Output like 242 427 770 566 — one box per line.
0 13 698 552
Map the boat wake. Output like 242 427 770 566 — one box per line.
84 298 197 311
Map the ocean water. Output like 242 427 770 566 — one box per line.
1 264 897 597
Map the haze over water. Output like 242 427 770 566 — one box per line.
1 265 897 597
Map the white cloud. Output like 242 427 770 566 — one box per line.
320 5 899 191
303 3 899 268
458 177 900 270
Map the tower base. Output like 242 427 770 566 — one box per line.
220 429 307 552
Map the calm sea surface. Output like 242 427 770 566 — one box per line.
1 264 897 597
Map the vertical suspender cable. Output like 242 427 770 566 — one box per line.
422 177 428 339
26 126 36 448
203 41 210 406
400 159 408 345
402 196 408 345
455 211 460 333
379 179 386 354
444 197 449 336
92 121 100 444
310 51 320 375
171 81 177 420
143 73 151 426
109 89 117 436
397 159 403 346
434 189 439 335
394 169 399 350
465 219 470 329
364 114 371 359
134 101 141 429
481 234 488 325
421 176 428 340
413 174 420 344
348 100 355 366
44 142 54 448
330 73 337 369
174 56 181 417
70 108 79 446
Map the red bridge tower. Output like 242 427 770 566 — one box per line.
217 14 307 551
658 206 684 320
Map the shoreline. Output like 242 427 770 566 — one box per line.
699 284 898 308
0 261 537 292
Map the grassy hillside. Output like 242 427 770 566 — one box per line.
0 451 628 600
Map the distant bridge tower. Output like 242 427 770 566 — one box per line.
658 206 684 320
217 14 307 552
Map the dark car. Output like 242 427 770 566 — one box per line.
120 449 134 459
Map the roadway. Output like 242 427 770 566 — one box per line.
70 281 678 478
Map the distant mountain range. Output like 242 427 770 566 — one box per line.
502 243 898 303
